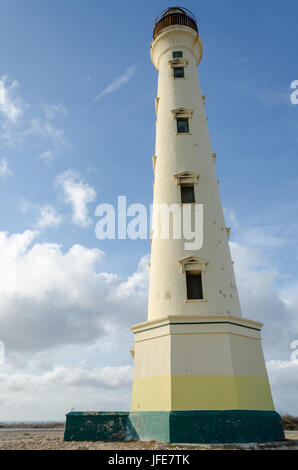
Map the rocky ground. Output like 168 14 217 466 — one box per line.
0 430 297 450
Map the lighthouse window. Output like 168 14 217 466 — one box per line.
181 184 195 204
174 67 185 79
177 118 189 134
186 272 203 300
173 51 183 58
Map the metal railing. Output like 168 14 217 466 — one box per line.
153 7 198 39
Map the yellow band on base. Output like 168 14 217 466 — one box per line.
131 374 274 411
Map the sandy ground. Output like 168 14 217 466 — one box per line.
0 430 297 450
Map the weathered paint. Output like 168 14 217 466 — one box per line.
64 412 130 442
148 24 242 321
128 412 170 442
168 410 284 444
64 410 284 443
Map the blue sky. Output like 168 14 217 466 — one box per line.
0 0 298 420
1 0 298 276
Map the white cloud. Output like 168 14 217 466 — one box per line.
228 233 298 415
267 360 298 388
0 158 13 178
43 103 67 120
26 119 70 160
20 199 38 213
266 360 298 414
31 120 69 163
56 170 96 227
20 199 63 230
0 76 69 161
94 65 136 101
37 205 63 228
230 239 297 359
43 123 69 149
0 365 132 420
114 255 150 300
239 228 285 249
0 230 148 356
0 365 132 392
0 230 148 418
0 216 297 416
0 75 22 123
224 206 239 230
38 150 55 163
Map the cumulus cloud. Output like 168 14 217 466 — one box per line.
222 207 298 413
0 365 133 420
0 158 13 178
0 75 22 123
20 199 63 230
0 229 145 418
0 365 132 392
228 235 298 415
94 65 136 102
114 255 150 300
56 170 96 227
267 360 298 389
267 360 298 414
0 218 297 416
36 205 63 228
0 230 148 356
230 240 297 361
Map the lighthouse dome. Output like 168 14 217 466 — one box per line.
153 6 198 39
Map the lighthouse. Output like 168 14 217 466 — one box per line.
64 7 284 444
129 7 284 443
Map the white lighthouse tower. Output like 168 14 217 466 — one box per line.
129 7 284 443
64 7 284 444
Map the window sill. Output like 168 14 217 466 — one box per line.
184 299 207 303
176 133 192 136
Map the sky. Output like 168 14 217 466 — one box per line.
0 0 298 420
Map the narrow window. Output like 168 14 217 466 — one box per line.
186 272 203 300
177 118 189 134
173 51 183 58
181 184 195 203
173 67 185 78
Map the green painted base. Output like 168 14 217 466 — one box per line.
64 410 285 443
64 412 129 442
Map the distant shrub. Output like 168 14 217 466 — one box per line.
282 414 298 430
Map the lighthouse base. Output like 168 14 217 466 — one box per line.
128 410 284 443
64 410 284 443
